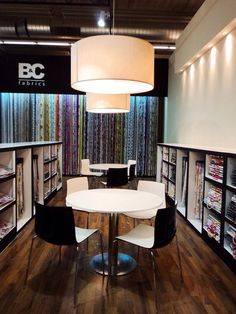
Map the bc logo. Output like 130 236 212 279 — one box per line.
18 63 45 79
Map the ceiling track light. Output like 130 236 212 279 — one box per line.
97 10 109 28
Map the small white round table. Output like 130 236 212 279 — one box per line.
66 188 163 276
89 163 128 171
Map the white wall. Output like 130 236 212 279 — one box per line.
166 27 236 149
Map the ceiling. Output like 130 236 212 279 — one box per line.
0 0 206 58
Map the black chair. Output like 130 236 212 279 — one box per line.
102 167 128 187
25 202 104 307
112 197 183 312
128 164 136 181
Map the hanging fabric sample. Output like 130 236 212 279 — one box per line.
181 157 188 205
16 158 24 218
33 155 39 201
194 161 204 219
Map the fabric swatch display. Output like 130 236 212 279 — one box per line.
162 162 168 177
194 161 204 219
0 192 13 207
230 169 236 186
206 184 222 213
16 159 24 219
168 182 175 199
0 93 162 177
181 157 188 205
226 194 236 223
208 155 224 181
205 214 220 242
57 147 62 185
169 165 176 182
0 219 14 239
225 225 236 259
0 165 14 178
33 155 39 201
170 150 176 164
163 148 169 161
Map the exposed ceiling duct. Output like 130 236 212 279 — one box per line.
0 0 206 57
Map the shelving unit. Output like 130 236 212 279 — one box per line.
157 143 236 273
0 150 16 251
16 149 32 231
0 141 62 252
157 146 176 200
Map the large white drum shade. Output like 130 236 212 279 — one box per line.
71 35 154 94
86 93 130 113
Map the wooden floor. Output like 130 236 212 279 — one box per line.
0 177 236 314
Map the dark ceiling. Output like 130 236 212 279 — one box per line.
0 0 206 57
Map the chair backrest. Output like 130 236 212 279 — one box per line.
127 159 137 176
80 159 90 175
35 202 77 246
138 180 166 208
67 177 88 195
129 164 136 181
152 198 177 248
107 167 128 187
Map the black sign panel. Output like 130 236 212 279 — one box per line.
0 55 168 96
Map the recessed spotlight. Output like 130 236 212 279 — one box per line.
97 11 106 27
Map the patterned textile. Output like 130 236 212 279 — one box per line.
0 93 163 176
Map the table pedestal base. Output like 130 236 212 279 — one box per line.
89 252 137 276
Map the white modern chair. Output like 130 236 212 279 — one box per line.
127 159 137 176
112 198 183 312
124 180 166 222
66 177 90 228
80 159 103 176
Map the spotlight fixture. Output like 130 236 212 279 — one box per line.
97 11 106 28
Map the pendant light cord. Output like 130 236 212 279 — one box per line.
109 0 115 35
112 0 115 35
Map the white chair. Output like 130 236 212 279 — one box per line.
112 198 183 312
124 180 166 221
67 176 89 194
127 159 137 176
67 177 90 227
80 159 103 176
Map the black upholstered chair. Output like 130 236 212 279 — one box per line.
113 197 183 311
128 164 136 181
25 202 104 306
103 167 128 187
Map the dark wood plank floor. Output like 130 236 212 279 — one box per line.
0 177 235 314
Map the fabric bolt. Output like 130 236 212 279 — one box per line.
206 184 222 213
208 155 224 181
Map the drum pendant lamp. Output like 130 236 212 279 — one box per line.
71 35 154 94
86 93 130 113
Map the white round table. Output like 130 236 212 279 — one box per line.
66 188 163 276
89 163 128 171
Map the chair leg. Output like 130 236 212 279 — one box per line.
59 246 62 264
25 235 37 284
107 238 117 291
99 231 105 277
150 250 159 313
86 213 89 252
74 245 80 308
175 234 183 282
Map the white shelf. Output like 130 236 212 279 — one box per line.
17 216 31 231
177 205 186 216
188 218 202 232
